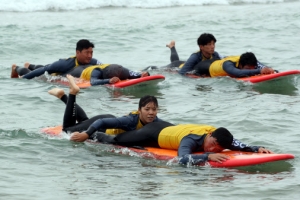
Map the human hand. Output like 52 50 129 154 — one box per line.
109 77 120 84
70 132 89 142
261 67 274 75
141 72 150 77
208 153 230 163
258 147 273 154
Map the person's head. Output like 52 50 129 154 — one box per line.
203 127 233 152
197 33 217 58
76 39 95 64
138 95 159 124
103 65 130 80
239 52 257 69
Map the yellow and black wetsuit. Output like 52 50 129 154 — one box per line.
96 122 262 165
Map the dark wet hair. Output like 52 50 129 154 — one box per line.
197 33 217 46
138 95 158 110
211 127 233 149
239 52 257 68
103 64 130 80
76 39 95 51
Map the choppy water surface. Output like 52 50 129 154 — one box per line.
1 1 300 199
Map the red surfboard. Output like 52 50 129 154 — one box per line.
186 70 300 84
41 126 294 168
56 75 165 89
237 70 300 83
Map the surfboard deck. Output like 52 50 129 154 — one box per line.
237 70 300 83
186 70 300 84
41 126 294 168
54 75 165 89
124 147 294 167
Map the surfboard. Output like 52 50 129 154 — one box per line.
237 70 300 83
41 126 294 168
124 147 294 167
186 70 300 84
56 75 165 89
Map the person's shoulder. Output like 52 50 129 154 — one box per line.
154 117 162 122
212 51 222 59
90 58 102 65
186 51 202 61
191 51 201 56
126 111 139 119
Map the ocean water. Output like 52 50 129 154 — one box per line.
1 0 300 199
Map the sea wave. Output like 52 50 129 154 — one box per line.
0 0 297 12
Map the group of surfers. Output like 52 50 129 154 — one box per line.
11 33 275 166
11 33 276 86
47 74 272 165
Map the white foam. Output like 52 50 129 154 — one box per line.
0 0 288 12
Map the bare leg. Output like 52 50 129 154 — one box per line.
11 64 19 78
48 88 65 99
166 40 180 62
66 74 80 95
24 62 30 68
166 40 175 49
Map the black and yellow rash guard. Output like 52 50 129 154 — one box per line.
85 111 162 137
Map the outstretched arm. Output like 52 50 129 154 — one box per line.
177 135 229 165
90 68 110 85
70 116 133 142
230 138 273 153
223 61 261 77
128 70 149 79
178 53 200 75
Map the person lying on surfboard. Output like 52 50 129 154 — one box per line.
76 64 149 85
76 121 273 165
12 61 149 86
48 74 163 141
193 52 274 78
144 33 274 76
11 39 102 79
143 33 221 73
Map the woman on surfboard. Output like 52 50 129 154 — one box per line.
48 74 165 142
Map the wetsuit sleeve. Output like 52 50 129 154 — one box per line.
256 60 266 69
230 138 261 152
90 68 110 85
178 53 200 75
178 135 209 165
128 70 142 78
223 61 261 77
85 116 133 137
22 58 75 79
22 67 46 79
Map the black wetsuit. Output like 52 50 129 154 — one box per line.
15 64 88 78
94 121 174 147
60 94 115 134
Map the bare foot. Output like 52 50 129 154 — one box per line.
166 40 175 49
48 88 65 99
66 74 80 95
24 62 30 68
11 64 19 78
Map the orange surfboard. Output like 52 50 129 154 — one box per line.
41 126 294 168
